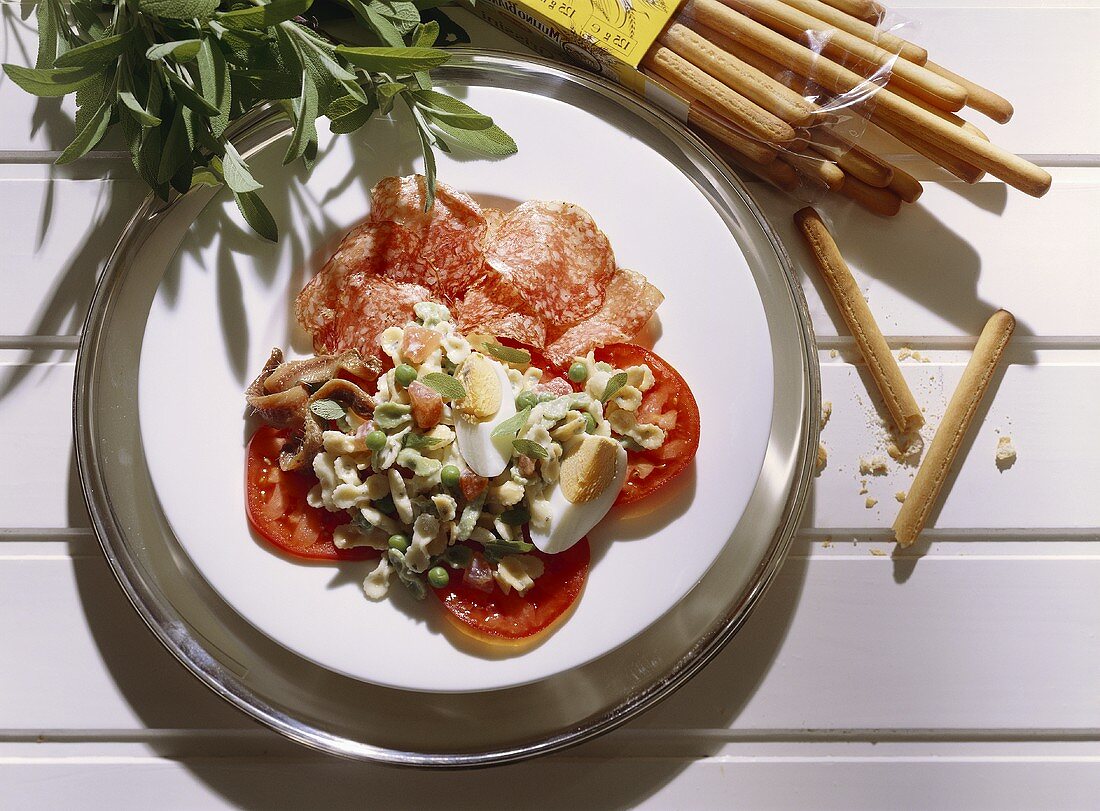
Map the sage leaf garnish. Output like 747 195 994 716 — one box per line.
420 372 466 400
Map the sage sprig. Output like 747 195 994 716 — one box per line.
3 0 517 241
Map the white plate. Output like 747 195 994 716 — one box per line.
137 81 773 693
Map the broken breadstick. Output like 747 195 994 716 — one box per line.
794 207 923 432
893 310 1016 546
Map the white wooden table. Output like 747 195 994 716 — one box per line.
3 2 1099 806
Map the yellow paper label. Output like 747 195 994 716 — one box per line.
478 0 680 68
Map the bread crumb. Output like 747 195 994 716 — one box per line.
821 401 833 429
859 479 868 495
859 456 888 475
865 496 878 508
886 433 923 464
995 436 1017 471
822 536 833 548
895 490 907 503
898 346 913 360
816 443 828 473
869 548 886 556
829 349 839 358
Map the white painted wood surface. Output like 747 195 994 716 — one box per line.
2 2 1098 806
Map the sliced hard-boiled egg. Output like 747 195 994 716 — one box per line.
530 434 627 554
454 354 517 478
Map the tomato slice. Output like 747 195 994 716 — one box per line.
434 539 590 643
594 344 701 507
245 425 377 562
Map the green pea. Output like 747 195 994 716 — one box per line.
584 413 598 434
515 390 538 410
428 566 450 588
440 464 461 489
388 534 409 552
374 494 395 514
395 364 417 387
568 361 588 382
364 430 387 451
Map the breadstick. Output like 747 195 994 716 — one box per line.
781 150 846 190
794 207 923 432
715 0 967 111
924 60 1014 124
642 47 798 145
778 0 927 63
836 171 902 215
869 113 986 183
893 310 1016 546
660 23 819 126
887 82 990 140
885 162 923 203
715 140 802 191
686 0 1051 196
809 128 893 187
643 69 783 165
818 0 882 24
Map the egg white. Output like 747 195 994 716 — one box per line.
530 442 628 554
454 358 518 478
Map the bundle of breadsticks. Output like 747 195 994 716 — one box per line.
641 0 1051 213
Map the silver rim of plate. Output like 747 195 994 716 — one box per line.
74 49 821 767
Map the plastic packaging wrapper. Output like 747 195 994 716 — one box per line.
469 0 1048 212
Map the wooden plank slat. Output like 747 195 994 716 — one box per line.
4 545 1100 733
2 347 1094 531
0 351 88 528
0 176 144 338
3 742 1100 810
1 8 1098 156
755 167 1100 338
811 348 1100 530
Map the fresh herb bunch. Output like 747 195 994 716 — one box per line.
2 0 517 240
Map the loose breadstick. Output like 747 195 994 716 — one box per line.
781 150 846 190
715 0 967 111
778 0 927 63
836 171 902 215
809 128 893 187
660 24 820 126
642 47 798 145
686 0 1051 196
885 162 923 203
818 0 882 24
644 69 783 165
924 60 1014 124
794 207 923 432
893 310 1016 546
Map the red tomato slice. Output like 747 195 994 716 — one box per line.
245 425 378 562
594 344 701 507
434 539 590 643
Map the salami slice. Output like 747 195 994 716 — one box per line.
295 220 431 356
483 201 616 330
456 277 546 349
369 175 487 302
544 269 664 366
298 275 430 358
